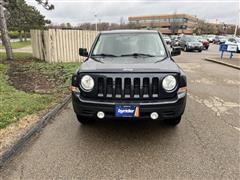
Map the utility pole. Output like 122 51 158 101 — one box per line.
0 0 13 60
234 4 240 37
98 18 101 31
94 14 98 32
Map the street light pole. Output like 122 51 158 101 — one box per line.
234 6 239 37
94 14 98 32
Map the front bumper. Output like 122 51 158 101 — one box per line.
187 46 203 50
72 92 187 120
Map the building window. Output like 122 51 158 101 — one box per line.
169 18 187 23
181 25 187 29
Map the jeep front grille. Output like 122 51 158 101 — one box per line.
97 77 160 99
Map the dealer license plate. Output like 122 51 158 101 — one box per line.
115 105 140 118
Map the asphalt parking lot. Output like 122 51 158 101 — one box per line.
0 45 239 179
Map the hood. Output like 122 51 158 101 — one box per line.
188 41 202 45
78 57 180 73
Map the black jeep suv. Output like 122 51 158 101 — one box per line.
71 30 187 125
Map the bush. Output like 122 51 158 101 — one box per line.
8 31 31 39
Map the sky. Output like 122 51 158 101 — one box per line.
26 0 240 26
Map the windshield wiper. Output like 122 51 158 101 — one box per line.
91 53 119 57
91 57 104 63
154 56 168 63
120 53 156 57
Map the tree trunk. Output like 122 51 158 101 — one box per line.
24 31 27 41
19 30 23 42
0 3 13 60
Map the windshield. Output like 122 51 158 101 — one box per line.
92 33 167 57
185 36 198 42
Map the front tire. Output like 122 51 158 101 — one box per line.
184 46 188 52
76 114 95 124
198 49 202 52
164 116 182 126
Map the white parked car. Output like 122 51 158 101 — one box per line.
225 37 240 53
206 35 216 43
162 35 171 45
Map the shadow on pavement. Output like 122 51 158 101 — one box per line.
75 118 180 148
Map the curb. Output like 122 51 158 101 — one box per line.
0 95 71 167
204 58 240 70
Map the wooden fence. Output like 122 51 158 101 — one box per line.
30 29 98 63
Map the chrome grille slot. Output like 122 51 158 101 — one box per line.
106 78 113 98
133 78 140 98
97 77 104 97
152 77 159 98
115 78 122 98
142 78 150 98
124 78 131 98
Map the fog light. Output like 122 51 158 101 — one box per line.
97 111 105 119
150 112 159 120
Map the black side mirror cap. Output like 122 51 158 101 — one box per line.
79 48 88 57
171 46 181 56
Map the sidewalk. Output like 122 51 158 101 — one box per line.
204 56 240 70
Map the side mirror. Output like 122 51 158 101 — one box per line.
79 48 88 57
171 47 181 56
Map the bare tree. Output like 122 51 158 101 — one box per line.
54 21 141 31
0 0 13 60
194 19 208 35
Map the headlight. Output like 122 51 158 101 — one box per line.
162 75 177 91
80 75 94 91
